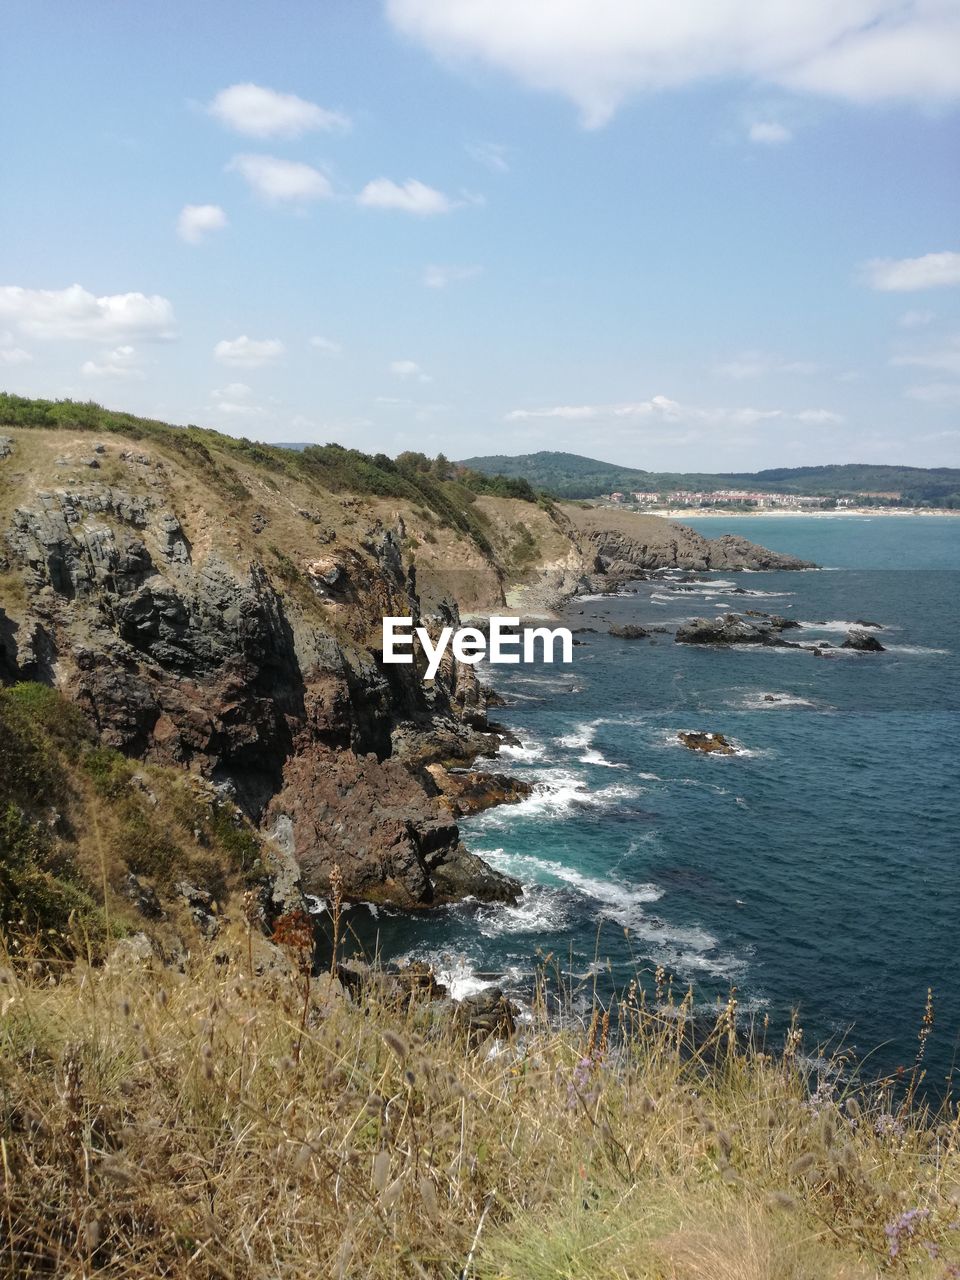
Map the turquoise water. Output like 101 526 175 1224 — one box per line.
349 517 960 1087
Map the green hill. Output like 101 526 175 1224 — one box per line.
459 451 960 506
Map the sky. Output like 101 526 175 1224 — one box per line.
1 0 959 472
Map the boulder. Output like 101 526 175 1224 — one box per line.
678 731 736 755
426 764 532 817
841 628 885 652
454 987 517 1041
609 624 649 639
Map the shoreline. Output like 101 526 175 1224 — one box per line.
628 506 958 519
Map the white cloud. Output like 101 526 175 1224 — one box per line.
794 408 845 424
214 336 285 368
177 203 228 244
893 334 960 376
81 345 143 379
389 359 433 383
714 351 819 379
0 331 32 366
228 154 333 205
505 404 602 421
210 382 265 415
208 83 350 138
309 335 343 356
0 284 175 342
899 309 936 328
386 0 960 126
357 178 456 215
506 395 843 426
748 121 792 145
864 251 960 292
423 263 483 288
906 382 960 403
466 141 510 172
0 347 32 366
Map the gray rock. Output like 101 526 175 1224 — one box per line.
841 628 885 652
122 873 164 919
676 612 789 646
107 932 156 967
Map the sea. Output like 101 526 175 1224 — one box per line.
337 516 960 1090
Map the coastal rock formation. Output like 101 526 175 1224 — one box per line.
563 506 815 577
0 416 814 917
678 731 736 755
675 611 799 646
0 448 521 911
609 624 649 639
841 628 886 652
425 763 533 817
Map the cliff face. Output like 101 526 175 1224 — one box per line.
561 505 816 574
0 429 521 912
0 417 814 917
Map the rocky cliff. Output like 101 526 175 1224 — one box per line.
562 505 815 574
0 403 815 923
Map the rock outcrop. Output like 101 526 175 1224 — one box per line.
0 450 521 912
563 507 815 578
678 731 736 755
841 628 886 652
675 612 799 646
425 763 532 817
0 421 817 919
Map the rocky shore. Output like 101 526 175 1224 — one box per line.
0 419 817 925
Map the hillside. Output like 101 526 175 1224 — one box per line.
0 392 808 928
460 450 960 505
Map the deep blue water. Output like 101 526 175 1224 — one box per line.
345 517 960 1088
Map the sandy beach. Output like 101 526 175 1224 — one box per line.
643 506 959 519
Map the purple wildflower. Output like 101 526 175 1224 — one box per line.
884 1208 931 1259
875 1112 906 1140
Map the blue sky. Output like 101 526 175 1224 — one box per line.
2 0 959 470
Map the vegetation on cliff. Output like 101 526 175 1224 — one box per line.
0 393 545 559
0 681 265 954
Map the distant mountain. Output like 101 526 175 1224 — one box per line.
458 451 960 506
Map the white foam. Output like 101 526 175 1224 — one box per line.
737 691 818 710
579 747 628 769
483 849 663 921
498 739 547 761
884 644 949 656
473 765 641 827
557 721 596 750
796 619 886 632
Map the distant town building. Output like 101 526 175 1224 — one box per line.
604 489 830 509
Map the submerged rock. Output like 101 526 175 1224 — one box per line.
678 731 737 755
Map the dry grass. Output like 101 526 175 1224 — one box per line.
1 931 959 1279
